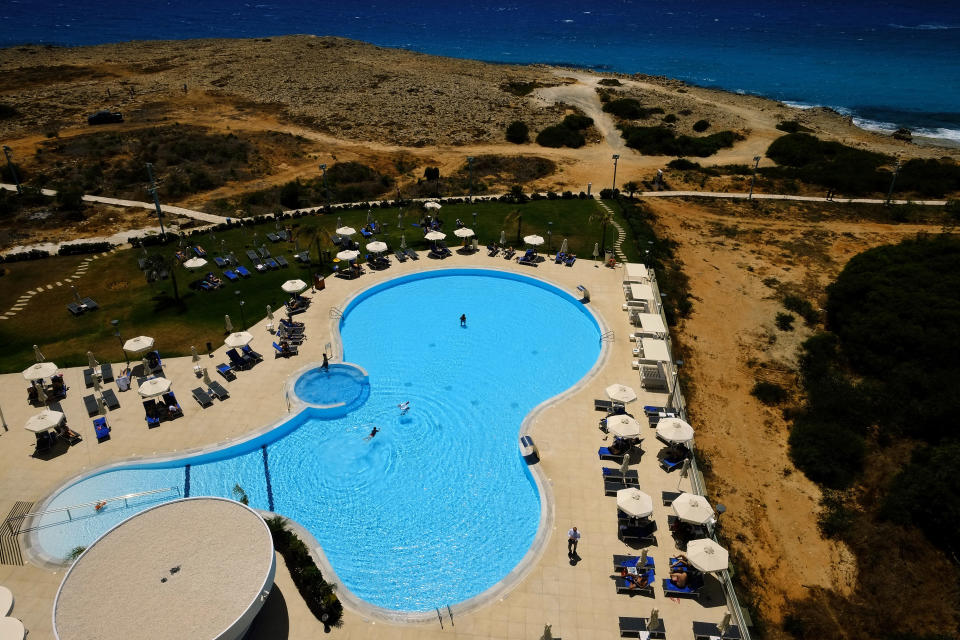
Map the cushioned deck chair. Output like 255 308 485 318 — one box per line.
93 417 111 441
599 447 627 462
67 302 84 316
602 468 639 481
662 490 681 506
235 265 252 278
34 431 55 454
216 364 236 381
227 348 255 370
223 269 239 282
143 400 161 427
192 387 214 407
266 233 280 242
273 342 298 358
613 554 655 571
101 388 120 410
618 522 657 545
693 621 743 640
162 392 182 418
615 568 655 596
214 256 227 268
661 456 685 472
619 617 666 639
405 247 419 260
265 258 280 269
276 255 289 267
80 297 98 310
207 380 230 400
83 394 100 417
395 249 407 262
100 363 114 382
295 251 310 263
662 573 705 599
595 399 613 412
241 345 263 362
604 478 639 496
83 368 95 388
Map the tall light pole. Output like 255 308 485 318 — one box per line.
2 145 22 195
547 221 553 252
885 158 901 206
145 163 167 236
467 156 475 202
319 164 331 210
748 156 761 200
111 319 127 365
611 154 620 194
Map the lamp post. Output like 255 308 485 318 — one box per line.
111 319 127 365
145 163 167 237
885 158 901 206
467 156 475 202
547 221 553 252
611 154 620 194
748 156 761 200
2 145 22 195
235 291 246 331
319 164 331 210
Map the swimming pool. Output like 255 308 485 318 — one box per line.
31 269 603 613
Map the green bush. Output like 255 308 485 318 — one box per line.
692 119 710 132
764 132 892 195
500 81 538 96
751 380 789 405
882 442 960 550
667 158 701 170
662 114 678 124
0 103 18 120
817 491 856 539
562 113 594 130
775 120 810 133
597 78 622 86
788 417 865 488
783 294 819 325
602 98 664 120
536 124 585 149
619 126 738 157
505 120 529 144
265 516 343 626
895 158 960 198
775 312 795 331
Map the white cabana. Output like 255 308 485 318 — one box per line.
523 234 545 246
366 241 388 253
336 249 360 261
673 493 715 525
656 417 695 444
123 336 155 354
628 283 655 302
183 257 208 270
335 226 357 236
607 414 642 438
425 201 441 210
605 383 637 403
24 409 64 433
22 362 58 381
637 337 671 363
453 228 474 238
623 262 650 283
138 377 172 398
424 231 446 242
499 230 506 245
281 279 308 294
224 332 254 348
685 539 729 573
632 312 667 336
617 488 654 518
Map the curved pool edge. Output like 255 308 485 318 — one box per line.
282 361 369 412
26 266 613 624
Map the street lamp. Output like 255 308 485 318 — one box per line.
885 158 901 206
2 145 22 195
748 156 761 200
547 221 553 252
145 163 167 237
319 164 331 210
467 156 475 201
235 290 246 330
111 319 127 365
611 154 620 194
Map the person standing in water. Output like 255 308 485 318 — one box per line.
322 353 329 371
460 313 467 327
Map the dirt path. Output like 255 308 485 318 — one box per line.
534 80 626 153
649 197 943 629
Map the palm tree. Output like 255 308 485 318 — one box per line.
623 181 640 199
589 205 614 255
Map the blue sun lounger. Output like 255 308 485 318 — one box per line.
214 256 227 267
235 265 252 278
216 363 236 381
662 573 705 599
241 345 263 362
223 269 239 282
93 417 111 441
143 400 161 427
615 566 655 596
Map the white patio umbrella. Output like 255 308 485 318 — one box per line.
336 226 357 236
224 315 233 333
673 493 715 524
425 201 441 210
656 417 695 444
685 538 729 573
24 409 64 433
34 383 47 405
138 377 172 398
202 367 212 385
0 616 25 640
608 414 642 438
593 242 600 260
616 488 653 519
191 345 200 363
499 230 506 245
619 451 632 475
224 331 254 348
22 362 58 381
93 376 101 393
397 211 403 229
336 249 360 261
183 257 207 270
281 279 308 294
453 228 474 238
123 336 155 354
87 351 98 370
400 234 407 249
560 238 569 254
524 234 545 246
33 344 44 362
266 305 274 322
366 241 388 254
424 231 446 242
366 209 374 224
606 383 637 403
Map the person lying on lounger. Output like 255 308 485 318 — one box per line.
663 442 691 463
669 570 689 588
623 570 649 589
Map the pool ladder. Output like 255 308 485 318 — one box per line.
600 330 615 343
436 604 454 628
329 306 343 319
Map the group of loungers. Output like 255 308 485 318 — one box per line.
273 318 304 358
143 391 182 427
216 345 265 381
428 243 453 259
192 380 231 408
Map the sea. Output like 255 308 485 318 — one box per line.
2 0 959 142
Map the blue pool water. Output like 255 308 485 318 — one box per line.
293 364 369 407
34 269 601 612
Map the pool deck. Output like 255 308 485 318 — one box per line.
0 252 735 639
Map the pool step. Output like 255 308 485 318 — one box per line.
262 446 275 512
0 501 33 565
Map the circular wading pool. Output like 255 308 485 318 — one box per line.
293 363 369 408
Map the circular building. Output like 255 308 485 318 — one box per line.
53 497 276 640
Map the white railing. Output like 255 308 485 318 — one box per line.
5 486 181 534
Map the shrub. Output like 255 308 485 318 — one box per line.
597 78 622 86
817 491 856 539
764 132 892 195
562 113 593 130
788 417 865 488
501 81 538 96
783 294 819 325
775 120 805 133
667 158 701 170
620 126 738 157
602 98 664 120
882 442 960 550
775 312 795 331
662 114 678 124
692 119 710 132
505 120 529 144
536 124 585 149
0 103 18 120
55 182 85 212
895 158 960 198
751 380 788 405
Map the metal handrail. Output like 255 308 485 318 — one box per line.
5 486 180 534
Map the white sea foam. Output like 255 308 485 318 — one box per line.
781 101 960 143
889 23 957 30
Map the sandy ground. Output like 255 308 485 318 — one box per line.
649 196 944 629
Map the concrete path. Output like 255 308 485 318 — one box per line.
0 251 113 321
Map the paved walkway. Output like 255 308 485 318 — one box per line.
0 251 113 321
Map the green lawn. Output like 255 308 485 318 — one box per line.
0 198 604 372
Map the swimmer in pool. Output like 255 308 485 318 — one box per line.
364 426 380 441
398 401 410 415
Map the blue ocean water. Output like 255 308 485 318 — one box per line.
2 1 958 139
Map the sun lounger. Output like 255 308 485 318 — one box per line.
273 342 298 358
618 521 657 545
83 368 95 388
192 387 214 407
662 574 704 598
661 457 685 472
565 254 576 266
83 394 100 417
295 251 310 263
258 246 270 258
662 491 681 506
241 345 263 362
276 255 289 267
93 417 111 441
395 249 408 262
162 392 182 418
223 269 239 282
602 468 639 481
693 621 742 640
207 381 230 400
143 400 161 427
213 256 227 267
57 423 83 445
595 399 614 411
266 232 280 242
599 447 627 462
216 363 236 380
613 555 655 571
619 617 666 639
67 302 84 316
116 371 131 391
34 430 55 453
235 265 252 277
604 478 639 496
615 569 655 597
80 297 98 311
194 246 207 257
100 363 114 382
101 388 120 410
280 317 304 328
265 258 280 269
405 247 419 260
227 348 254 370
